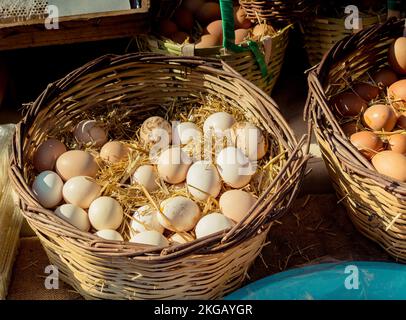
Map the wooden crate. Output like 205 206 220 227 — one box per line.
0 1 150 51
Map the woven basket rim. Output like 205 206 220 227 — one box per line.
10 53 310 261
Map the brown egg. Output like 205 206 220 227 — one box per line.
56 150 99 181
33 139 67 172
73 120 108 147
159 19 178 38
170 31 190 44
372 67 398 87
363 104 398 131
219 190 256 223
182 0 204 13
173 7 194 31
388 37 406 74
387 134 406 155
196 34 222 48
353 83 379 102
140 116 172 148
388 79 406 101
372 150 406 182
235 29 249 44
100 141 129 163
195 2 221 24
397 112 406 129
252 23 275 40
331 92 367 117
234 6 251 29
341 121 359 137
204 20 223 40
350 131 384 159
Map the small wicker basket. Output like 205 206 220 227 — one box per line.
9 54 310 299
306 18 406 261
303 12 386 66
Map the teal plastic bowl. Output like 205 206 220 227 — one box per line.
225 262 406 300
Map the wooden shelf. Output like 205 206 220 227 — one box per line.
0 3 150 51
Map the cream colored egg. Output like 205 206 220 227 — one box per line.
54 204 90 231
95 229 124 241
203 112 235 135
100 141 129 163
32 170 63 208
157 147 192 184
159 196 201 232
219 190 256 223
62 176 101 209
140 116 172 148
129 230 169 247
216 147 254 188
73 120 108 147
195 213 234 239
131 165 159 192
173 122 202 145
169 233 194 244
186 161 222 201
130 205 164 235
231 122 268 160
55 150 99 181
88 196 123 231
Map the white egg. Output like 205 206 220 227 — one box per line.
54 204 90 231
216 147 255 188
88 196 124 231
129 230 169 247
62 176 101 209
173 122 202 145
195 213 234 239
132 165 160 192
159 196 201 232
203 112 235 135
95 229 124 241
231 122 268 160
130 205 164 235
157 147 192 184
186 161 222 201
32 170 63 208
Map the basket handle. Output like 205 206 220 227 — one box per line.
219 0 269 78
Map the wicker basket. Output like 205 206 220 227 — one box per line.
239 0 318 24
304 12 386 66
9 54 310 299
136 0 291 95
306 18 406 261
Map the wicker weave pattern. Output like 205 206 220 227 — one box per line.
306 18 406 261
136 24 291 94
239 0 317 24
9 54 309 299
304 13 386 66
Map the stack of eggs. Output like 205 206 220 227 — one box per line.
332 36 406 182
31 110 268 248
158 0 276 46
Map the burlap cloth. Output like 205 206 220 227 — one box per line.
7 194 391 300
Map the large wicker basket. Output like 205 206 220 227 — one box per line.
306 18 406 261
9 54 310 299
304 12 386 66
